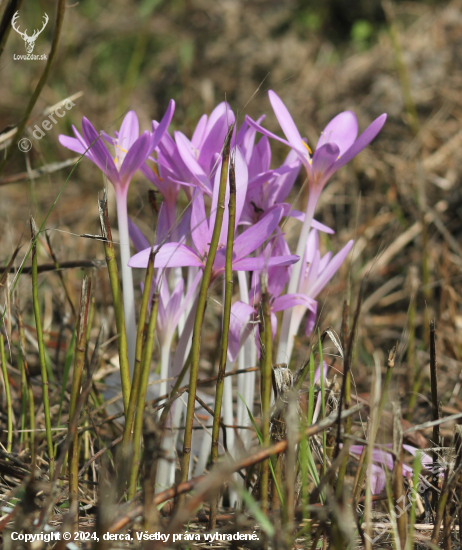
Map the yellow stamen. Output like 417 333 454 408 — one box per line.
302 141 313 155
113 143 129 165
115 143 129 154
152 163 162 180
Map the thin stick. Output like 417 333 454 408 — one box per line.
45 232 76 317
335 276 367 459
179 125 233 488
429 319 439 509
0 259 106 274
431 469 449 543
158 350 192 427
0 0 22 57
353 344 396 504
128 292 160 501
30 218 54 478
68 277 91 531
123 247 155 448
34 327 103 533
98 190 131 415
0 335 13 454
108 404 364 534
393 406 407 549
406 267 418 417
336 301 350 496
209 151 236 530
260 279 273 515
16 299 34 456
155 365 258 410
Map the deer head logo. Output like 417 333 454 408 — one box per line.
11 11 49 54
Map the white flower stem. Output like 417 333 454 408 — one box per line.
237 271 256 450
115 189 136 375
277 191 318 364
159 340 171 404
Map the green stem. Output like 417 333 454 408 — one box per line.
406 451 422 550
45 232 76 317
16 301 34 456
429 320 440 509
406 269 417 417
98 190 131 415
128 292 159 500
30 218 54 478
260 282 273 514
68 277 92 531
0 0 23 58
336 302 349 496
0 335 13 454
123 248 155 449
319 339 327 478
208 151 236 530
159 348 192 428
353 355 395 504
179 125 233 487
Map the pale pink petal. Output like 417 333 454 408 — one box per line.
317 111 358 156
128 242 204 269
268 90 304 151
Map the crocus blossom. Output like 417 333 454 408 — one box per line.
247 91 385 367
58 93 385 491
278 229 354 362
59 102 175 371
128 148 299 279
246 91 387 198
228 235 316 361
349 444 433 495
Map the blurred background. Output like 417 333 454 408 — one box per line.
2 0 462 422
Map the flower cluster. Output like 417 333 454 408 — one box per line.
60 92 386 484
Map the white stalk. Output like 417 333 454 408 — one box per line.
115 189 136 374
277 192 318 364
157 299 198 489
194 415 212 476
156 433 176 491
175 267 186 335
159 340 172 406
223 360 235 455
223 365 239 508
237 271 256 450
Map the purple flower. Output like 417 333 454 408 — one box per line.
277 229 354 362
173 102 236 196
246 90 386 199
128 148 299 280
128 217 202 350
246 92 384 358
59 102 175 197
236 122 334 234
141 125 194 243
349 444 432 495
129 204 298 280
58 102 175 372
228 234 315 361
